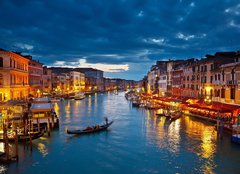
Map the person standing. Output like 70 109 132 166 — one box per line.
105 117 108 125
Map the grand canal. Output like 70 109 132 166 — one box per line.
1 92 240 174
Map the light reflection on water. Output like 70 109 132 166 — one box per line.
3 92 240 174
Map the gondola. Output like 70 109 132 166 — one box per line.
67 121 114 135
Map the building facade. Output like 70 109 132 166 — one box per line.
0 50 29 101
28 57 43 97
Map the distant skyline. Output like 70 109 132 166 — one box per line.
0 0 240 80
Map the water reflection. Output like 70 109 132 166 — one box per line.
3 92 240 174
37 143 48 158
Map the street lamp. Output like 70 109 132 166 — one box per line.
204 95 212 105
37 89 40 98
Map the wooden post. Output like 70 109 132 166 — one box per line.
47 118 50 137
3 121 10 160
37 118 40 132
14 129 19 161
51 115 54 129
29 120 32 151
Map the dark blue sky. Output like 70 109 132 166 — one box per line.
0 0 240 80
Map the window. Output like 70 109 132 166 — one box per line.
204 65 207 72
187 76 189 81
222 71 225 81
230 87 235 99
192 66 195 72
221 88 225 98
231 69 235 80
0 57 3 67
204 76 207 83
210 76 213 83
0 74 3 85
215 74 217 81
218 74 220 80
210 64 214 70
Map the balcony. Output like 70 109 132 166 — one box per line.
29 82 42 86
10 83 29 87
226 80 238 85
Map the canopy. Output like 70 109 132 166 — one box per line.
188 101 240 114
30 103 53 113
33 97 51 103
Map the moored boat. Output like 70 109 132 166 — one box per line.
170 112 182 121
0 131 44 142
67 121 113 135
74 92 85 100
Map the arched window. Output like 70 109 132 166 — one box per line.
0 57 3 67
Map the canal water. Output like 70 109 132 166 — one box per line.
1 92 240 174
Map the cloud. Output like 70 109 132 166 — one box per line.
138 10 144 17
14 43 34 50
50 58 129 72
176 32 207 41
229 20 240 28
176 33 195 40
190 2 195 7
0 0 240 80
225 3 240 15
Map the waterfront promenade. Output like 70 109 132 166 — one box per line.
1 92 240 174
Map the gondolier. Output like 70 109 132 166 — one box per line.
105 117 108 125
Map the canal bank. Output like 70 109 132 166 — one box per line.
1 92 240 174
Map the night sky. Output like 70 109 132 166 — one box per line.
0 0 240 80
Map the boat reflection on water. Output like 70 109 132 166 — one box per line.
145 110 219 173
37 143 48 158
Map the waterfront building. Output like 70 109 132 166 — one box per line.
0 50 29 101
42 67 52 94
182 61 197 98
142 51 240 107
70 71 81 92
171 67 183 97
69 71 85 93
147 65 158 94
104 78 116 91
219 57 240 104
27 56 43 97
76 68 104 92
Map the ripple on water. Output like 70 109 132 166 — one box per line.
4 93 240 174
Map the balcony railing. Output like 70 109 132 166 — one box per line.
226 80 238 85
29 82 42 86
10 83 29 87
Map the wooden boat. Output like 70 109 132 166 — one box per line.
156 113 165 117
74 93 85 100
67 121 114 135
0 131 44 142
